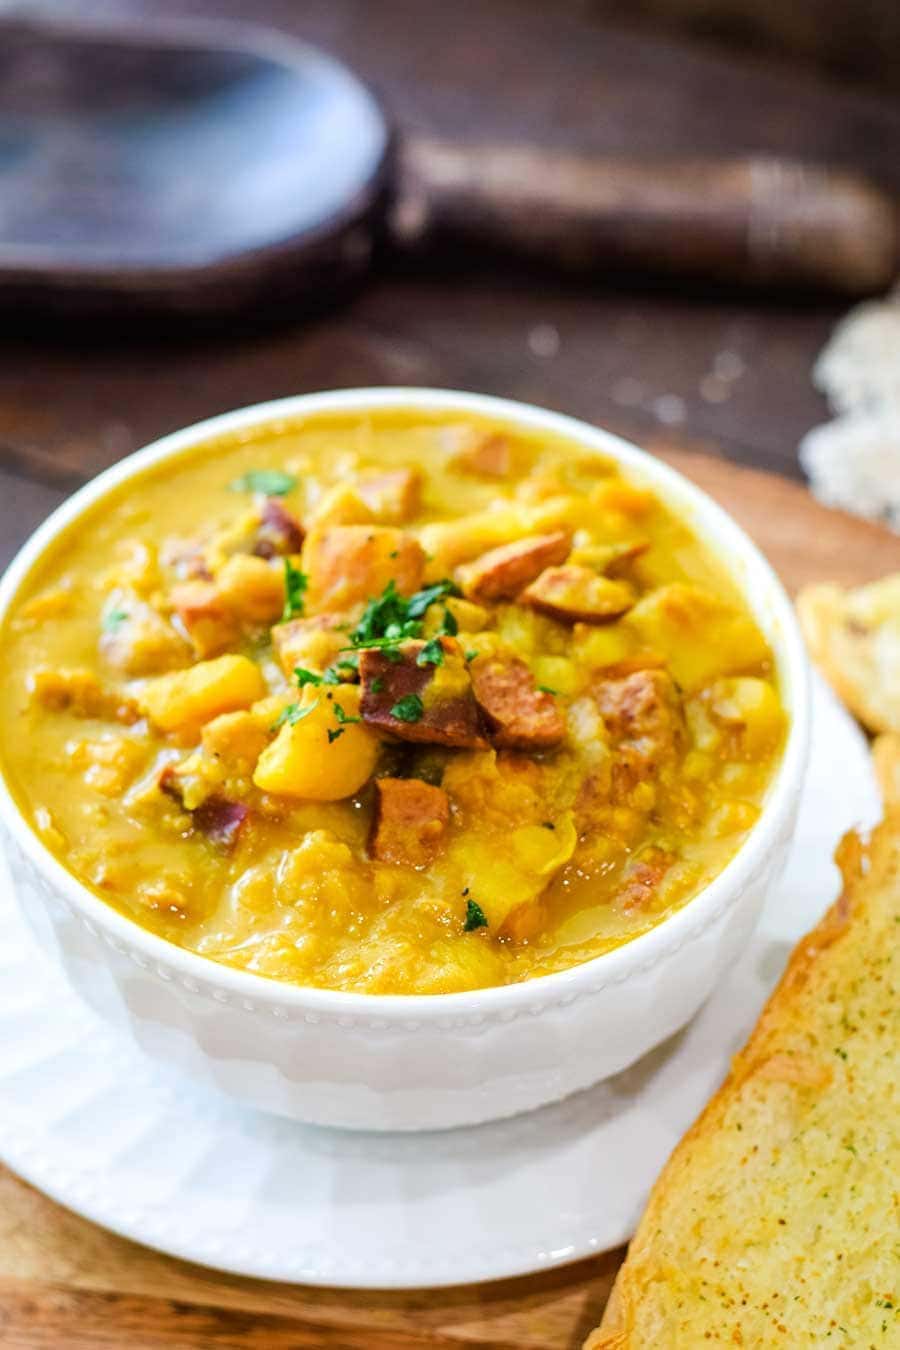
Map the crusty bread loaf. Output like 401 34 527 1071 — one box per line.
587 816 900 1349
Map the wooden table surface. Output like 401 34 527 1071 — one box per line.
1 2 900 1346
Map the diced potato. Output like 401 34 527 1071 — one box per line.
510 813 577 875
530 654 581 696
201 710 271 769
303 525 425 610
139 655 267 732
170 580 240 659
708 676 784 756
357 468 422 522
28 667 137 723
590 480 656 520
271 615 349 678
627 584 770 692
252 686 378 800
101 590 192 675
423 595 489 635
66 735 146 797
308 484 374 528
216 554 285 624
571 621 636 671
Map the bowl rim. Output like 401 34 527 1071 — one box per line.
0 386 810 1016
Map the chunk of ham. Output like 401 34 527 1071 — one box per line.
469 652 565 750
617 846 674 911
456 531 572 603
450 429 515 477
357 468 422 523
160 768 250 852
359 638 487 748
370 777 450 867
520 565 634 624
303 525 425 612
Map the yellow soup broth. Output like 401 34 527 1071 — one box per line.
0 411 786 994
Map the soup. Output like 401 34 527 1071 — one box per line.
0 410 786 994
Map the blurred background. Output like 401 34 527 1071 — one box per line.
2 0 900 567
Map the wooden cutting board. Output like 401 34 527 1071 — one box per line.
1 452 898 1350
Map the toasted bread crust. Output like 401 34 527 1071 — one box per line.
588 812 899 1349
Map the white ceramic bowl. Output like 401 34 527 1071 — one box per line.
0 389 810 1131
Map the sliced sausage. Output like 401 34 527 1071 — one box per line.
520 565 634 624
596 668 685 776
470 653 565 750
456 531 571 603
617 847 674 911
370 777 450 867
357 468 422 522
252 498 304 558
359 638 488 748
450 430 514 477
303 525 426 611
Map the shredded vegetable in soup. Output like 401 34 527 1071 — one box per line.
0 411 786 994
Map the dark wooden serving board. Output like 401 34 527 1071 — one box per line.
0 450 897 1350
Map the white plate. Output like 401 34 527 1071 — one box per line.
0 675 880 1289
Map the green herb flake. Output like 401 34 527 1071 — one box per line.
834 1047 848 1061
102 608 129 632
537 685 558 696
270 699 319 732
229 469 297 497
416 637 444 668
333 702 361 726
327 727 345 744
465 649 478 663
463 898 488 932
390 693 424 723
322 666 342 685
335 654 359 672
294 667 322 688
370 677 385 693
438 606 459 637
406 579 458 621
281 557 309 621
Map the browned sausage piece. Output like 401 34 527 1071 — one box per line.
595 668 685 770
456 531 572 603
359 638 488 748
618 846 674 911
252 498 305 558
357 468 422 523
303 525 426 611
470 653 565 750
520 565 634 624
370 777 450 867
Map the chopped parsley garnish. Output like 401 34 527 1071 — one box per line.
537 685 558 696
228 469 297 496
333 702 360 726
102 608 129 632
327 727 345 744
345 578 460 653
463 898 488 931
270 699 318 731
390 694 424 723
294 667 321 687
281 557 308 621
416 637 444 668
335 654 359 673
370 676 385 693
465 649 478 663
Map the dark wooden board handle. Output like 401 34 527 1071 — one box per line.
395 139 898 294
